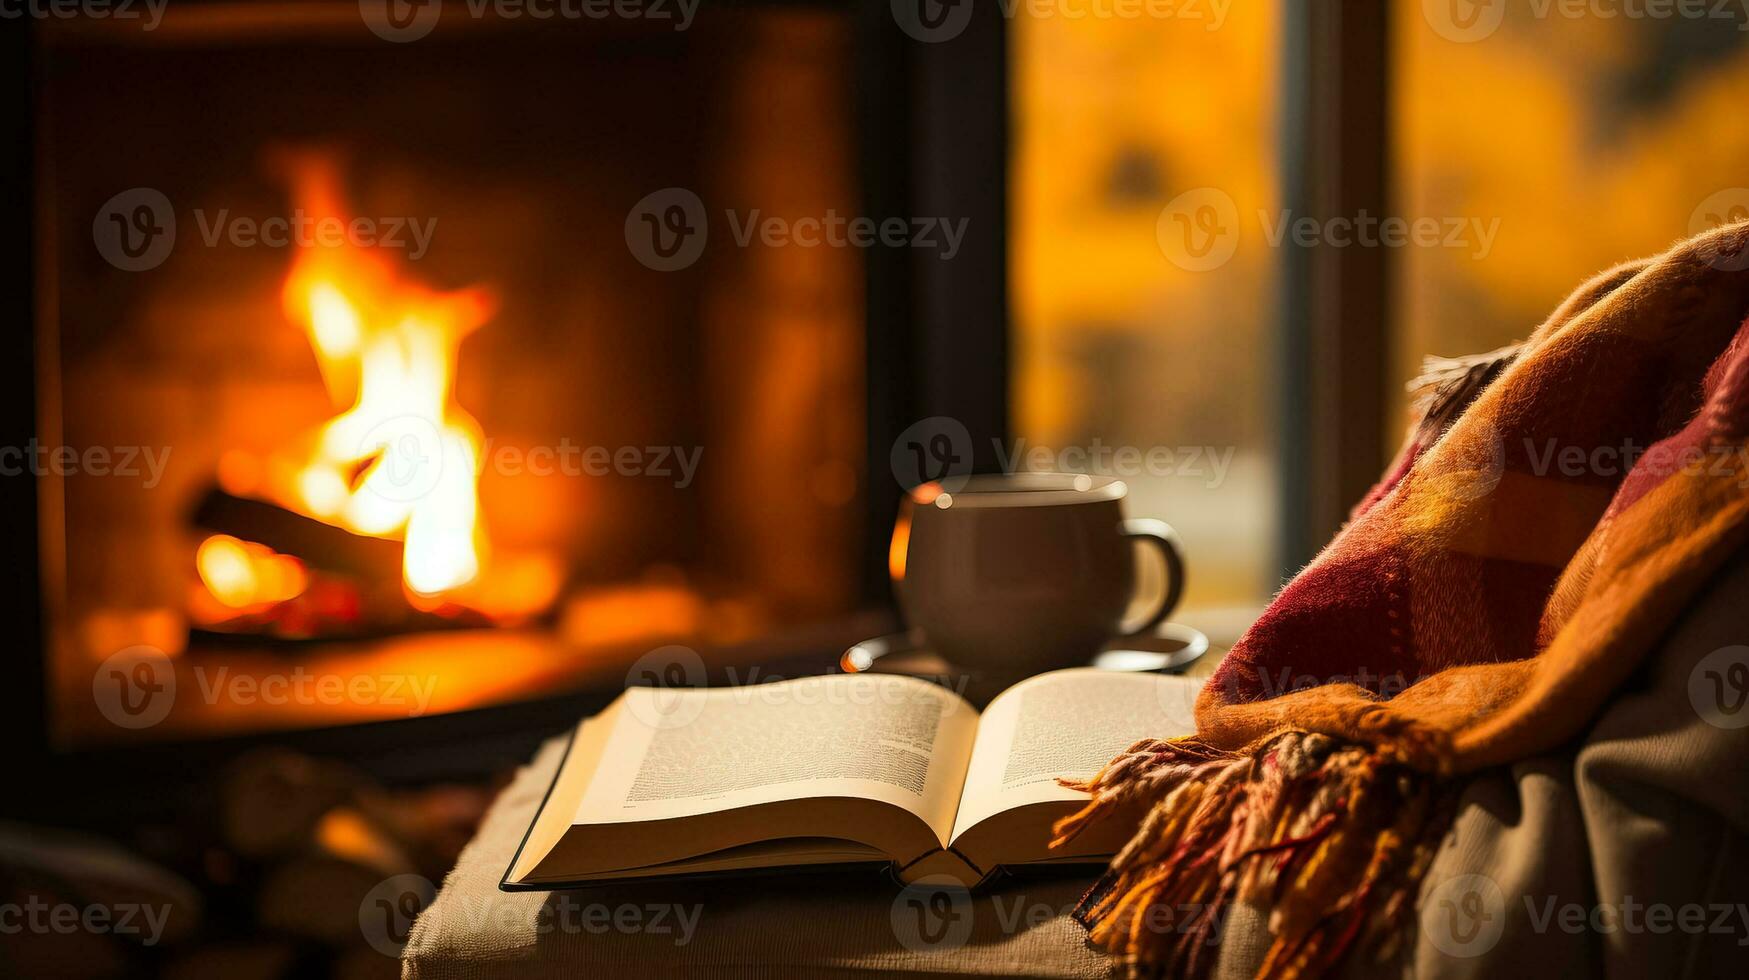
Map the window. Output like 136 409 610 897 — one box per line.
1394 11 1749 425
1014 6 1749 639
1011 7 1282 636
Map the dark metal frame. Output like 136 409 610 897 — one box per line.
1277 0 1394 572
1 1 1010 807
858 0 1011 598
2 23 46 771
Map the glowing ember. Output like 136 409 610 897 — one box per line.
197 534 309 609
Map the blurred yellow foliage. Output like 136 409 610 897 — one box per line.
1013 9 1749 610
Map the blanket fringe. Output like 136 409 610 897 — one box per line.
1054 731 1457 980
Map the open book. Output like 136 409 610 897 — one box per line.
503 667 1202 889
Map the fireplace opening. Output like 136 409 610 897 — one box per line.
38 5 869 746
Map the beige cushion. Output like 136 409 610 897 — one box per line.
402 740 1117 979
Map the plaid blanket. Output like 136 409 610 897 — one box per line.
1052 222 1749 979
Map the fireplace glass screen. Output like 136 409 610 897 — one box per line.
37 6 866 746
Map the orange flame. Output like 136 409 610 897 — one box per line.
280 158 495 600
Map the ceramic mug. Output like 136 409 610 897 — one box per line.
891 473 1185 677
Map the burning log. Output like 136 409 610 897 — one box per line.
191 488 401 582
187 487 497 641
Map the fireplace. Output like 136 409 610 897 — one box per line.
7 1 1010 768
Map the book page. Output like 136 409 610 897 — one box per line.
573 673 979 845
949 668 1201 842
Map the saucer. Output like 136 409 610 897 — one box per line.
840 622 1211 707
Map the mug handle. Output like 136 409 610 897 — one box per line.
1118 518 1185 637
